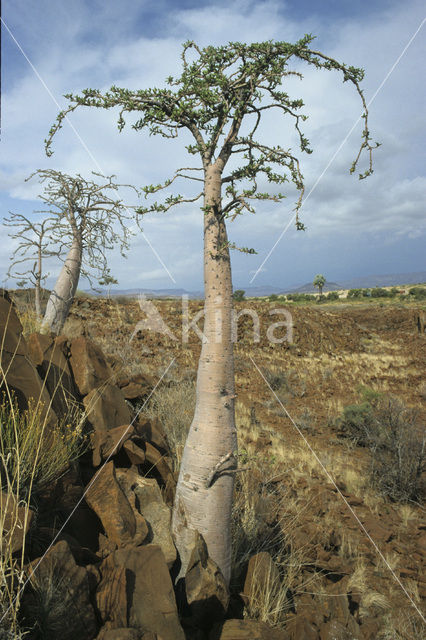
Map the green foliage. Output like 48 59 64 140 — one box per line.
408 286 426 299
268 294 278 302
337 388 425 502
370 287 391 298
347 289 362 298
313 274 326 291
0 396 86 501
326 291 339 300
233 289 246 301
286 293 315 302
45 38 377 229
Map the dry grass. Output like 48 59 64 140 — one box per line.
145 378 196 471
0 380 86 638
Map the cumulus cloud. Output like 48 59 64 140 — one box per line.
1 0 425 290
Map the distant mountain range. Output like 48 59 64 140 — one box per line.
93 270 426 299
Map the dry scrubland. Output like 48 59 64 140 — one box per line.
7 293 426 638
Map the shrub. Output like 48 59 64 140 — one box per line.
0 395 86 638
286 293 315 302
371 287 390 298
233 289 246 301
0 396 86 500
408 286 426 300
348 289 362 298
337 389 425 502
268 294 278 302
326 291 339 300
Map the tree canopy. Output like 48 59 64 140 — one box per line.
45 36 378 232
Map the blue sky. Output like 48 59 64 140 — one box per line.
1 0 425 291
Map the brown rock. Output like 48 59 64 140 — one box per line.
96 630 141 640
115 468 174 564
85 462 136 547
209 619 290 640
319 620 358 640
27 332 78 414
285 616 320 640
108 545 185 640
118 373 154 402
123 439 146 465
185 532 229 627
144 441 176 502
134 417 169 453
91 424 135 467
96 554 128 630
70 337 114 395
84 383 132 438
22 540 97 640
0 492 33 553
0 290 56 425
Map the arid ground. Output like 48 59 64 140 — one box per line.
13 292 426 638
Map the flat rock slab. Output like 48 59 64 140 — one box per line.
83 383 131 438
85 461 136 547
209 619 290 640
106 545 185 640
70 337 114 396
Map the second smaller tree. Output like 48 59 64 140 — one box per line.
24 169 139 334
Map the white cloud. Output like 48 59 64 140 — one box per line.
1 0 425 290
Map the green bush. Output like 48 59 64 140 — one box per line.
347 289 362 298
0 396 86 500
326 291 339 300
408 286 426 300
286 293 315 302
371 287 390 298
337 389 425 502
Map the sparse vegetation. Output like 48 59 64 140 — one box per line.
337 388 425 502
233 290 246 302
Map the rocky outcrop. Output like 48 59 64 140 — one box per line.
185 532 229 628
27 332 78 415
0 289 56 425
83 383 131 435
96 545 185 640
85 462 138 548
210 619 290 640
116 469 176 567
70 336 114 395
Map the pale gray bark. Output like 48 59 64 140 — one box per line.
42 236 82 334
172 166 237 585
34 246 42 318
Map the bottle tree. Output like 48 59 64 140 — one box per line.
45 36 377 583
22 170 139 334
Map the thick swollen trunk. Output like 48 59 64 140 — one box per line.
172 166 237 585
42 238 82 335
